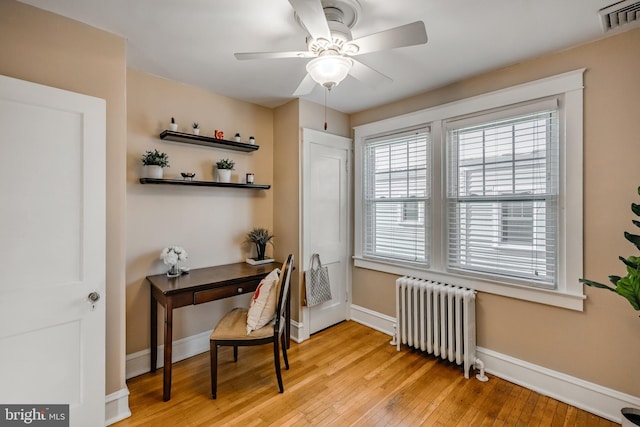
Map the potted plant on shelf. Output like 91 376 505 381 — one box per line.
169 117 178 132
215 158 235 183
192 122 200 135
245 227 274 262
141 149 169 179
580 185 640 427
234 133 241 142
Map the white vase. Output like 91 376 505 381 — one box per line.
217 168 231 183
621 408 640 427
143 165 163 179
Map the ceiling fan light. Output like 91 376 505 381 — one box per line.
306 56 353 89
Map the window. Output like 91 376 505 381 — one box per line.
354 70 585 310
363 127 430 264
446 105 559 286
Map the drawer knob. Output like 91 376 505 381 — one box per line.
237 287 243 293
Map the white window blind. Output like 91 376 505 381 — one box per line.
446 102 559 285
363 127 431 264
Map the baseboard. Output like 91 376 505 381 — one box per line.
350 304 395 336
105 387 131 426
477 347 640 424
290 319 304 343
126 330 212 379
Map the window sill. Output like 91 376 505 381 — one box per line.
353 256 585 311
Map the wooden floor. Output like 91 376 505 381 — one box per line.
114 321 617 427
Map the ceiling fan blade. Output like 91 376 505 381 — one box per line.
349 59 392 87
289 0 332 42
349 21 428 56
293 73 317 97
235 51 313 60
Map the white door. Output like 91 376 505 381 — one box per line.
0 75 106 426
302 128 351 335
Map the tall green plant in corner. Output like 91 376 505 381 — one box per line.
580 186 640 314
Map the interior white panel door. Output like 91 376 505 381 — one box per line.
302 128 351 334
0 75 106 427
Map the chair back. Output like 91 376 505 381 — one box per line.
274 254 293 335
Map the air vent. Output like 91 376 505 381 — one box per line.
599 0 640 32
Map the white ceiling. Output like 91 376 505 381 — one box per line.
18 0 626 113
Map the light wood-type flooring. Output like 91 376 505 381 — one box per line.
114 321 618 426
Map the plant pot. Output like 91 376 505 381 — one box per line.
193 128 200 135
255 242 266 260
169 123 178 132
217 169 231 183
622 408 640 426
143 165 163 179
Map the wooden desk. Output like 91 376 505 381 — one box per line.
147 261 287 401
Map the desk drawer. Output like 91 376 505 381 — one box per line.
194 282 258 304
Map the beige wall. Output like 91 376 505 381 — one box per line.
0 0 128 395
126 69 274 353
351 28 640 396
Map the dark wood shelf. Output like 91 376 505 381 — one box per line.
159 130 259 152
139 178 270 190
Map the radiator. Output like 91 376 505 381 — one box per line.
395 276 487 381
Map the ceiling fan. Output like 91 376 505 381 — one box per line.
234 0 428 96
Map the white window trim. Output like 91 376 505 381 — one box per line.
354 69 585 311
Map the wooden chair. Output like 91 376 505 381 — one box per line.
209 254 294 399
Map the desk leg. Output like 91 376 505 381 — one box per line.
162 300 174 401
150 290 158 372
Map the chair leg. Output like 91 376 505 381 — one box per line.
273 337 284 393
210 340 218 399
233 345 238 362
281 334 289 370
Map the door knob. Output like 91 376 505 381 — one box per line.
88 292 101 303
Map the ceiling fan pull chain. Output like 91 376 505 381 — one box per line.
324 87 328 131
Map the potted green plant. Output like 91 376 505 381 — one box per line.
215 158 235 183
580 185 640 427
141 149 169 179
234 132 241 142
245 227 274 261
192 122 200 135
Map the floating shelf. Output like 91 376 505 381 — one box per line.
139 178 270 190
159 130 259 152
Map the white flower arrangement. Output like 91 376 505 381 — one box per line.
160 246 188 266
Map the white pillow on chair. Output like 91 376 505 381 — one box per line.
246 268 280 334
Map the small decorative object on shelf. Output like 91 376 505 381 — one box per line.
180 172 195 181
169 117 178 132
249 136 256 145
141 149 169 179
192 122 200 135
215 158 235 183
234 133 241 142
160 246 188 278
214 129 224 139
246 173 254 184
244 227 274 262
